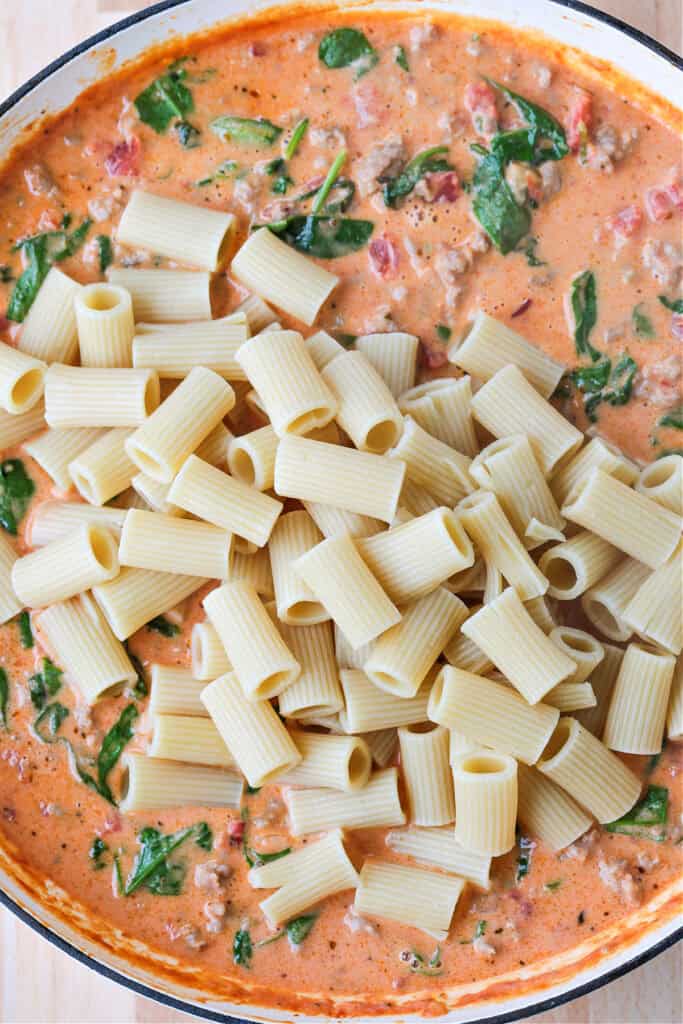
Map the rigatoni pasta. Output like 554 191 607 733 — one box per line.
389 415 473 506
386 826 491 889
621 541 683 655
321 350 403 453
107 267 212 322
0 341 45 415
227 425 278 491
68 428 137 506
75 283 135 367
29 500 126 547
538 530 622 601
280 731 371 791
355 332 417 397
0 532 21 624
603 642 675 754
149 665 210 717
18 267 80 364
277 620 343 720
12 524 119 607
339 670 432 733
398 378 479 457
133 317 249 380
0 402 45 449
119 509 232 579
44 365 159 428
24 427 104 492
581 557 650 642
398 723 454 826
516 764 593 851
551 436 640 508
149 714 236 768
268 510 328 624
452 751 517 856
636 454 683 515
286 767 405 835
120 753 242 813
354 860 463 940
93 566 207 640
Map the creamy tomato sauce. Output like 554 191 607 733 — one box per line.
0 7 681 1015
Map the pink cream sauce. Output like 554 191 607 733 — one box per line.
0 8 681 1011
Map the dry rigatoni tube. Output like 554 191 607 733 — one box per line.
117 190 235 271
203 581 300 700
581 558 650 642
443 605 494 675
235 293 277 334
231 227 338 326
339 670 431 733
18 267 80 364
0 341 45 415
12 524 119 608
537 717 641 822
603 643 675 754
428 666 559 764
389 416 473 506
517 764 593 851
538 530 622 601
293 532 400 649
551 437 639 508
321 350 403 453
399 724 454 826
386 827 491 889
456 490 548 600
548 627 604 683
286 767 405 835
269 511 327 624
667 656 683 740
29 501 126 547
280 731 371 791
149 714 235 768
34 593 136 704
237 329 337 437
252 831 358 929
471 364 582 475
562 468 681 569
0 533 21 624
120 753 242 813
277 620 343 720
74 283 134 367
68 428 136 506
399 378 479 457
357 508 474 606
119 509 231 579
201 671 301 787
461 589 576 703
45 365 160 428
453 751 517 856
168 454 281 548
354 860 463 941
451 310 565 398
365 588 467 697
544 682 596 712
622 541 683 655
93 567 207 640
228 547 273 599
0 403 45 449
24 427 104 492
636 455 683 515
575 643 624 736
133 318 249 380
470 435 564 542
303 501 383 541
274 434 406 523
149 665 210 717
191 621 232 681
355 332 418 398
304 330 344 370
131 472 182 516
227 425 278 491
524 595 556 634
107 267 212 322
364 727 398 768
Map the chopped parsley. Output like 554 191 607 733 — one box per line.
395 45 410 72
632 303 655 338
0 669 9 729
89 837 109 870
96 235 113 274
0 459 35 535
233 927 253 966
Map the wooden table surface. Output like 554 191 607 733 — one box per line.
0 1 681 1021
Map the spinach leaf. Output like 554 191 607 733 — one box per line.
146 615 180 637
195 822 213 851
605 785 668 840
570 358 611 394
515 836 534 883
210 116 282 147
491 129 537 166
285 118 309 160
175 120 201 149
395 45 409 72
34 701 69 739
318 28 378 77
233 928 253 966
659 404 683 430
570 270 600 361
28 658 63 711
96 235 113 274
7 220 92 321
17 610 34 649
0 668 8 728
382 146 453 208
470 144 531 254
0 265 14 283
135 63 194 134
403 946 443 976
196 159 242 187
124 642 148 698
658 295 683 314
544 879 563 892
268 215 373 259
286 914 317 945
0 459 35 535
632 304 655 338
486 79 568 162
89 837 109 869
436 324 452 343
248 846 291 869
124 822 209 895
95 704 138 804
571 353 637 422
518 236 545 267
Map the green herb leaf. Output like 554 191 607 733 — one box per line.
272 174 293 195
474 920 487 939
135 63 194 134
286 913 317 945
17 610 34 649
34 701 69 739
659 404 683 430
28 658 63 711
89 837 109 869
632 303 655 339
0 265 14 283
95 704 138 804
318 28 378 77
233 928 253 966
146 615 180 637
0 668 9 729
195 822 213 851
470 144 531 254
515 835 534 883
395 45 409 72
124 642 148 698
544 879 563 892
571 353 637 422
570 358 611 394
486 79 569 162
436 324 452 343
196 159 242 187
382 146 452 208
175 120 201 149
517 236 545 267
285 118 309 160
658 295 683 314
125 824 199 895
313 150 348 215
248 846 291 868
210 116 282 147
0 459 35 535
570 270 600 361
605 786 669 841
7 221 92 321
267 215 373 259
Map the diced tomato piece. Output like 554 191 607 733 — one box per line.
606 205 643 238
368 234 399 279
420 170 460 203
227 818 245 844
566 89 593 151
463 81 498 136
104 136 141 178
645 181 683 222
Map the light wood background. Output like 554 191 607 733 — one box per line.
0 1 681 1021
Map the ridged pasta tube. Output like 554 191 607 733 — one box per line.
389 415 474 506
280 731 371 791
69 428 137 506
24 427 104 491
538 530 622 601
322 350 403 453
0 533 21 624
621 541 683 654
45 365 160 428
399 723 454 826
0 341 45 415
286 767 405 835
19 267 80 364
453 751 518 856
581 557 650 642
75 284 135 367
603 642 675 754
355 331 417 397
385 827 491 889
149 665 210 716
398 378 479 457
551 437 639 508
354 860 463 941
12 524 119 607
117 190 235 270
120 753 242 812
517 764 593 851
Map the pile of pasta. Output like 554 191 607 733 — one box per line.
0 189 681 940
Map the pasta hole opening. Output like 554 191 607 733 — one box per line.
89 527 117 572
560 632 599 654
11 369 43 408
143 375 160 416
457 490 490 513
405 721 439 735
81 284 124 312
545 557 577 593
583 597 625 639
71 470 95 505
129 446 165 480
348 744 371 785
540 718 573 762
443 510 471 556
289 409 330 435
460 754 508 775
288 600 324 622
428 670 446 714
230 448 256 485
365 419 401 454
234 536 257 555
119 765 130 801
257 670 294 699
640 461 676 488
